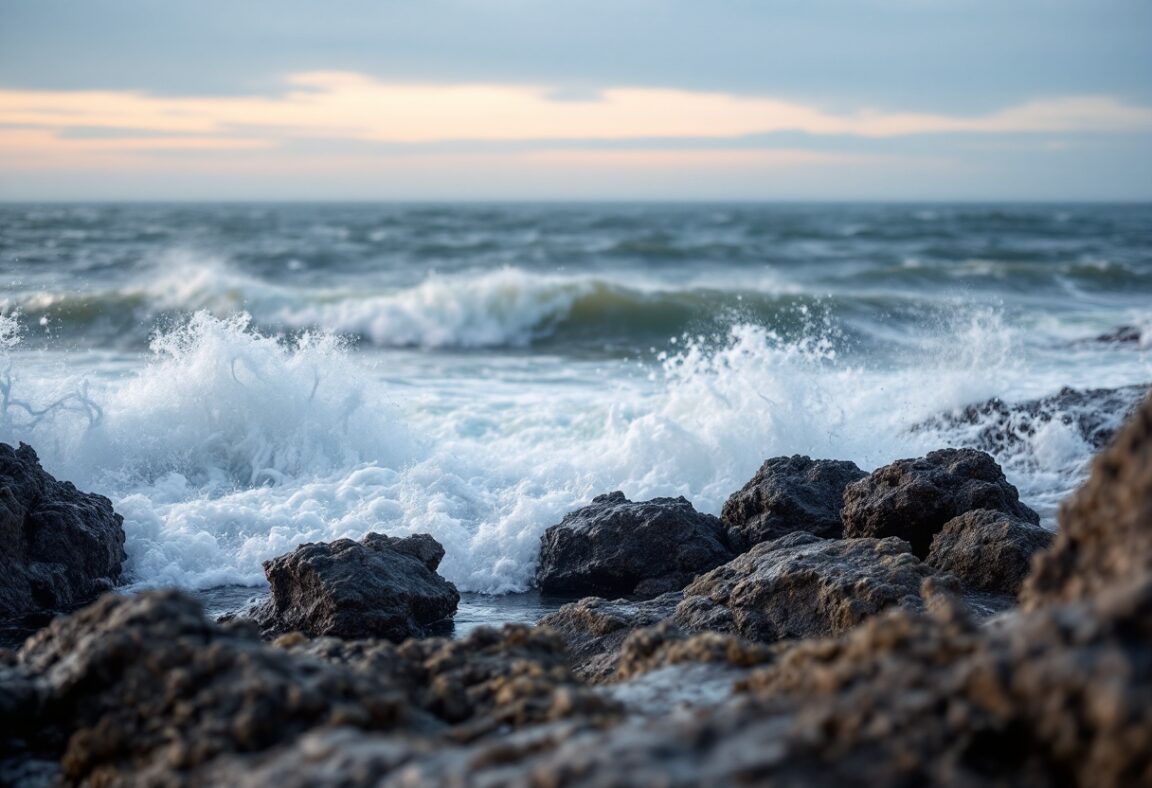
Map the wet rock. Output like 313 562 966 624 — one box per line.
535 491 732 598
250 532 459 641
1095 325 1145 344
1022 392 1152 609
672 531 931 643
614 622 775 680
841 448 1039 557
537 594 682 682
927 509 1053 597
913 384 1149 454
15 591 421 786
0 442 126 621
721 455 866 551
284 623 619 742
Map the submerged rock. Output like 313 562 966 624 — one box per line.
1022 392 1152 609
721 455 866 551
913 384 1150 454
926 508 1053 597
0 442 126 621
672 531 930 643
841 447 1039 557
251 532 459 641
535 491 732 598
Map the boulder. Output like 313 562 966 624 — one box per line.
250 532 459 641
1022 393 1152 609
926 509 1053 597
671 531 931 643
535 491 732 598
721 455 866 551
0 442 126 620
841 448 1039 557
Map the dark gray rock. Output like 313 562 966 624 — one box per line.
721 455 866 551
0 442 126 621
913 384 1149 454
841 448 1039 558
535 491 732 598
927 509 1053 597
672 531 931 643
250 532 459 641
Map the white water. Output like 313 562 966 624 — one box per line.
3 306 1144 594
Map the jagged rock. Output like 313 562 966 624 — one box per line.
535 492 732 598
249 532 459 641
841 448 1039 557
721 455 866 551
281 623 619 742
1095 325 1144 344
614 622 775 680
1022 393 1152 609
912 384 1149 454
671 531 931 642
0 442 126 621
13 591 422 786
537 594 682 682
926 509 1053 597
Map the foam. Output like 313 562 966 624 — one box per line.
0 305 1140 594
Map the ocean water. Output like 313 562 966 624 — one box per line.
1 203 1149 613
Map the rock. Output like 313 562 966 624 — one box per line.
912 384 1150 454
1095 325 1145 344
1022 392 1152 609
535 491 732 598
841 448 1039 558
537 593 682 682
0 442 126 620
250 532 459 641
282 623 619 742
671 531 931 643
14 591 421 786
721 455 866 551
926 509 1053 597
614 622 775 680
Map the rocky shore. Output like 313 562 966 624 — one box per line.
1 393 1151 786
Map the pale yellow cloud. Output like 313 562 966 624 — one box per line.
2 71 1150 153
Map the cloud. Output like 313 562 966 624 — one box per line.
2 72 1151 158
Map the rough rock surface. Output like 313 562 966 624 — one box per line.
535 491 732 597
841 447 1039 557
913 384 1150 455
537 594 682 682
0 442 126 620
1022 393 1152 609
671 531 931 642
720 455 866 551
11 591 421 786
927 508 1053 597
251 532 459 641
614 622 775 680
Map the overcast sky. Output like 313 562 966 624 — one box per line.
1 0 1150 200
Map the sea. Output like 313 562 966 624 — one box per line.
1 203 1149 628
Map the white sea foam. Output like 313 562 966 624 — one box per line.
0 304 1143 594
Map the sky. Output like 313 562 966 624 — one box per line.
1 0 1150 201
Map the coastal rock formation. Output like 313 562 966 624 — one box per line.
720 455 866 551
841 447 1039 557
250 532 459 641
0 442 126 620
537 593 682 681
614 622 775 680
913 384 1149 454
11 591 420 786
535 491 732 597
672 531 930 642
1022 393 1152 609
926 508 1053 597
